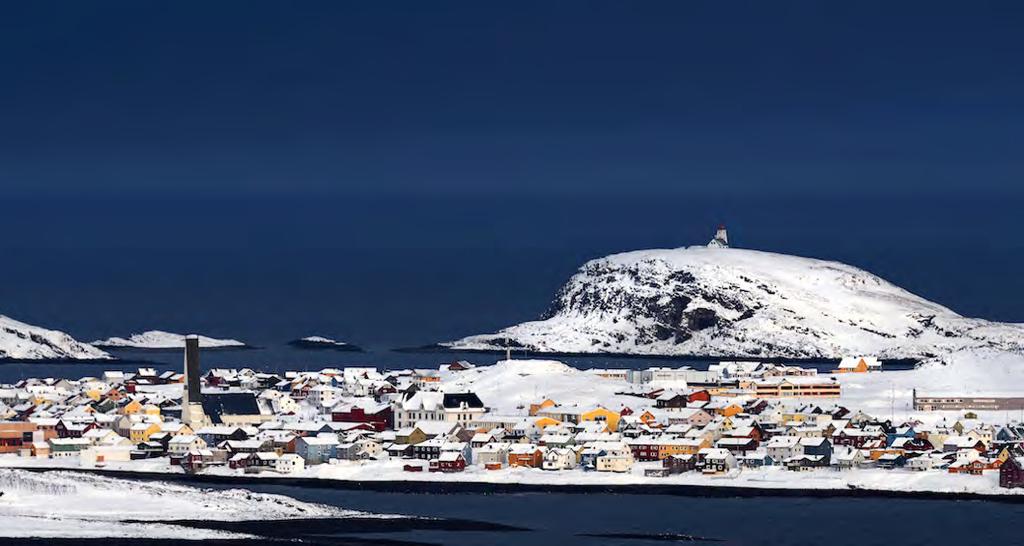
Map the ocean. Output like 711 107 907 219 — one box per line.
1 191 1022 382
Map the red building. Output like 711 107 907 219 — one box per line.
629 439 660 461
1000 456 1024 488
430 452 466 472
331 403 393 432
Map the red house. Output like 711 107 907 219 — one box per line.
331 403 393 432
430 452 466 473
1000 456 1024 488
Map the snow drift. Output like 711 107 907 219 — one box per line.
0 315 111 360
444 246 1024 360
0 468 365 539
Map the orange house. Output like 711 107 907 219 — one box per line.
529 399 557 416
949 458 1002 475
637 410 660 427
508 446 543 468
0 422 39 454
869 448 905 461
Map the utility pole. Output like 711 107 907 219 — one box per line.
890 382 895 422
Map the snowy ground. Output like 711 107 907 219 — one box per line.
3 456 1018 498
839 349 1024 426
0 467 380 539
441 352 1024 426
439 359 642 414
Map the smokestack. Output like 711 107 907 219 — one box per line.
184 334 201 403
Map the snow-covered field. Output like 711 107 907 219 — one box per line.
438 359 641 414
445 246 1024 360
0 468 372 539
3 455 1017 499
91 330 248 349
0 314 111 360
441 353 1024 425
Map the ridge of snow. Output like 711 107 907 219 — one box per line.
91 330 247 349
0 315 111 360
443 246 1024 360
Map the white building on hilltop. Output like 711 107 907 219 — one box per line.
708 225 729 248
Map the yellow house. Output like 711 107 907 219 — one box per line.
534 416 561 429
580 407 621 432
84 389 103 402
781 412 811 424
659 437 710 457
529 399 557 416
130 422 161 443
121 399 144 416
161 423 194 437
142 404 161 417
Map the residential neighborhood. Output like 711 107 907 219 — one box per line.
1 344 1023 493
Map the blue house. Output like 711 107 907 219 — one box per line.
799 437 832 464
296 435 339 465
886 426 916 447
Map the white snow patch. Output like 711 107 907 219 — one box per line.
0 315 111 360
92 330 247 349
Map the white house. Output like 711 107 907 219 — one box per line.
764 435 802 461
394 392 486 429
276 453 306 474
168 434 207 457
594 442 634 473
475 442 511 467
542 447 578 470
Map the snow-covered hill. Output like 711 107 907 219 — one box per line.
91 330 247 349
444 246 1024 360
0 315 111 360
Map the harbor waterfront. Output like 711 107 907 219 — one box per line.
3 340 1024 503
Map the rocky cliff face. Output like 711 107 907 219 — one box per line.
443 246 1024 360
0 315 111 360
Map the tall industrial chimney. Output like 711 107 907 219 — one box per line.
184 334 201 403
181 334 206 426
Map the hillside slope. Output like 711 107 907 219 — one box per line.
444 246 1024 360
0 315 111 360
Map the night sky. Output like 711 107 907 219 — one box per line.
3 2 1022 198
2 2 1023 345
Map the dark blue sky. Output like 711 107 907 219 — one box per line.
2 2 1024 349
2 2 1022 198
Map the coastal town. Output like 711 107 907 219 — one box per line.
2 336 1024 495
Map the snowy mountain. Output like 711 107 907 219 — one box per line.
0 315 111 361
443 246 1024 360
91 330 247 349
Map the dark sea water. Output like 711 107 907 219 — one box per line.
1 191 1023 383
206 483 1024 546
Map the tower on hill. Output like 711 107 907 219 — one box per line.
708 224 729 248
